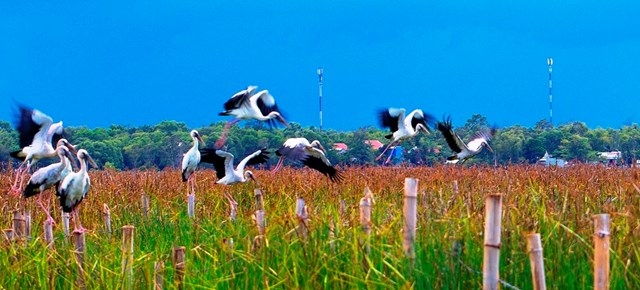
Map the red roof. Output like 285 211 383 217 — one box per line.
333 143 348 151
365 140 384 150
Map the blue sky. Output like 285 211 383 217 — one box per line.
1 1 639 131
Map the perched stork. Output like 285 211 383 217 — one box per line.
199 148 270 186
216 86 287 148
23 140 77 223
273 138 343 183
437 116 496 164
57 149 98 233
181 130 204 195
377 107 434 164
9 105 66 194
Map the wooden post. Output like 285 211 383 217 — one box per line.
103 204 112 237
154 260 164 290
295 197 309 241
359 187 373 254
254 189 264 210
482 193 503 290
403 178 419 260
62 211 70 237
43 219 54 250
453 180 459 194
12 210 25 241
73 232 86 289
594 214 610 290
526 233 547 290
172 246 186 290
122 225 135 290
24 210 31 241
141 192 150 218
187 194 195 219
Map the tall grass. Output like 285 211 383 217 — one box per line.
0 164 639 288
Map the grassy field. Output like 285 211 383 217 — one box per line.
0 165 639 289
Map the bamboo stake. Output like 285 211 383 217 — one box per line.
73 231 86 289
103 204 112 237
295 197 309 241
141 192 150 218
359 187 373 254
62 211 70 237
172 246 186 290
403 178 419 260
187 194 195 219
482 193 503 290
24 210 31 241
526 233 547 290
594 214 610 290
453 180 459 194
154 260 164 290
254 188 264 210
252 189 266 250
43 219 54 250
12 210 25 241
122 225 135 290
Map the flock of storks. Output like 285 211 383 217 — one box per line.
6 85 496 233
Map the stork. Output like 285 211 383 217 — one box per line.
199 148 270 186
9 105 66 194
377 107 434 164
23 140 78 223
215 86 287 148
57 149 98 233
181 130 204 195
272 138 343 183
437 116 496 164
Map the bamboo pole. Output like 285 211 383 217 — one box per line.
43 219 54 250
103 204 112 237
73 231 86 289
403 178 418 260
295 197 309 241
526 233 547 290
141 192 150 218
172 246 186 290
482 193 503 290
254 188 264 210
594 214 610 290
122 225 135 290
24 210 31 241
12 210 25 241
154 260 164 290
252 189 266 250
62 211 70 237
187 194 195 219
359 187 373 254
453 180 459 194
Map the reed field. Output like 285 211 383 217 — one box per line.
0 164 639 289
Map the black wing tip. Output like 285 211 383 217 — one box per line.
329 170 344 183
447 155 458 161
218 111 231 116
22 183 40 198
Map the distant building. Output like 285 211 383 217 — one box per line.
537 151 567 167
332 143 348 153
598 151 622 166
365 140 384 150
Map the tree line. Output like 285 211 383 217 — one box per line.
1 114 638 170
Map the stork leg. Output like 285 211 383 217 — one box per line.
72 208 88 233
271 157 285 174
10 162 29 195
376 141 396 161
214 119 240 149
37 190 56 224
189 173 197 195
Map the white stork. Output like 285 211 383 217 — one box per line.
23 140 77 223
9 105 66 193
199 148 270 186
377 107 434 164
437 116 496 164
57 149 98 233
215 86 287 148
181 130 204 195
272 138 343 183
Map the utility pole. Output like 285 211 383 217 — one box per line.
547 57 553 127
317 67 323 130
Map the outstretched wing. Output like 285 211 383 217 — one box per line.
437 116 463 153
199 148 228 179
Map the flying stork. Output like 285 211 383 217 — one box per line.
215 86 287 148
377 107 434 164
57 149 98 233
437 116 496 164
9 105 66 194
199 148 270 186
181 130 204 195
23 140 78 223
272 138 343 183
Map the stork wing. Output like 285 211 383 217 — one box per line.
199 148 228 179
276 138 308 162
221 86 256 112
378 108 405 133
49 122 65 148
301 155 344 183
408 109 434 133
14 105 52 148
466 128 495 151
437 116 463 153
237 149 270 172
254 90 285 128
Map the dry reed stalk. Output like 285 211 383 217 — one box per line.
62 211 70 237
122 225 135 290
172 246 186 290
73 231 86 289
526 233 546 290
594 214 610 290
142 192 150 218
12 210 25 242
187 194 195 219
154 260 164 290
295 197 309 241
339 199 346 226
403 178 418 260
103 204 111 237
224 193 237 222
482 193 503 290
43 219 54 250
359 187 373 254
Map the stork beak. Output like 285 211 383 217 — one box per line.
63 149 79 171
86 154 99 169
197 135 205 146
317 143 326 153
420 125 430 135
248 171 261 187
64 141 78 155
277 115 288 127
485 143 494 153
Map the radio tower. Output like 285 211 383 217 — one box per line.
547 57 553 126
317 67 323 130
